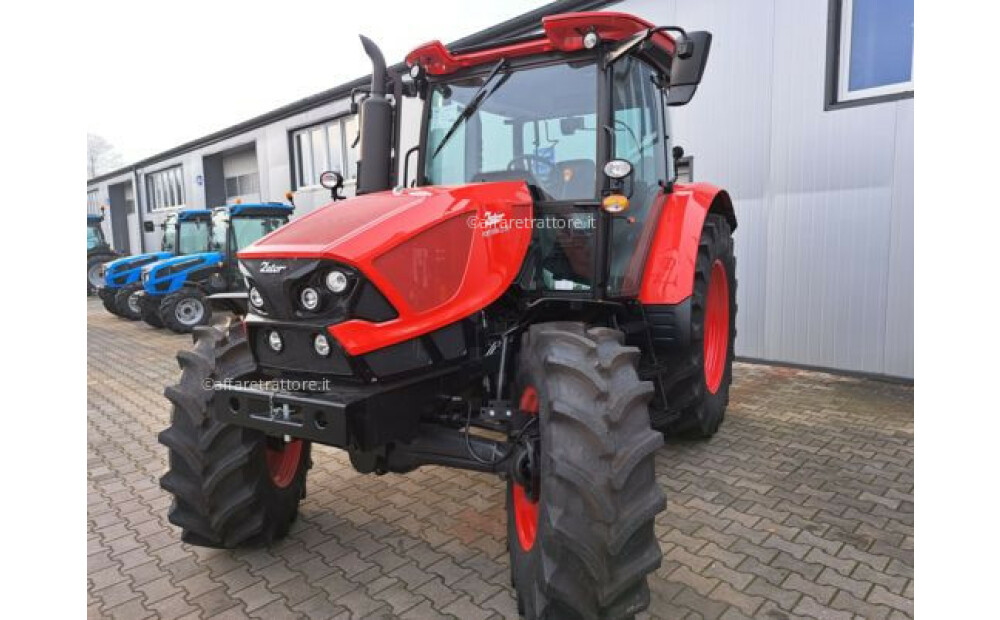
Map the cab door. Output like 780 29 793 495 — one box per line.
607 57 669 297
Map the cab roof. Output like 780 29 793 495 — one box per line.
87 213 103 223
406 11 676 76
177 209 212 221
215 202 294 217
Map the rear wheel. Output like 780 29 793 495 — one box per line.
87 254 113 295
160 289 211 333
140 295 165 328
115 283 144 321
99 287 121 316
653 213 737 438
507 322 665 620
158 322 310 547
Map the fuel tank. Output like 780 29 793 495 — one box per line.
238 181 534 355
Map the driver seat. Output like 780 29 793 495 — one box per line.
547 159 595 200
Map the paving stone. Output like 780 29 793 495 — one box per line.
86 300 914 620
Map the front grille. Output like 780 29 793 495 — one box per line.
250 323 353 377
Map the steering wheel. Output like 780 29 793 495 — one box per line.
507 154 552 174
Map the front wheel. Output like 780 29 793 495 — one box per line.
140 294 165 328
159 322 310 547
114 283 144 321
160 289 211 333
507 322 665 620
99 287 121 316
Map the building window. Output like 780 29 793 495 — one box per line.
145 165 185 211
828 0 913 107
291 115 358 188
225 172 260 200
87 189 100 214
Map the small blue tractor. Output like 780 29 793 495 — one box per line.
138 203 292 332
97 210 212 320
87 211 119 295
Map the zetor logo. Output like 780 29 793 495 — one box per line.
258 261 287 274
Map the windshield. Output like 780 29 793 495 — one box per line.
177 220 210 255
232 216 286 251
424 61 598 201
87 224 103 250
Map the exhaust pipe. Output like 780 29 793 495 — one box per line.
356 35 393 194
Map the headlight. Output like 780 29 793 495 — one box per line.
300 287 320 310
141 271 150 283
268 331 283 352
249 287 264 308
313 334 331 357
325 270 348 293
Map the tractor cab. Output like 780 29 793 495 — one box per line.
87 213 110 253
139 203 293 332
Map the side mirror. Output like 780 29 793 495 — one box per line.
666 31 712 106
559 116 585 135
143 221 155 233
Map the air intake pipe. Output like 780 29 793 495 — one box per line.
356 35 394 195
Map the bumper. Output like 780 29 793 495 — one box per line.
212 365 472 450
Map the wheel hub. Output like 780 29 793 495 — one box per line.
175 298 205 325
704 259 730 394
265 438 303 488
512 386 540 552
88 265 103 287
128 293 141 314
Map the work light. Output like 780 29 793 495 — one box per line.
326 270 348 293
314 334 331 357
300 287 320 310
583 31 600 49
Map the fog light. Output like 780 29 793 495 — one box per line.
583 31 600 49
325 270 348 293
249 286 263 308
314 334 331 357
300 287 320 310
268 331 283 352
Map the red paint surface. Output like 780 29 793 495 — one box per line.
239 182 534 356
639 182 726 305
406 12 675 75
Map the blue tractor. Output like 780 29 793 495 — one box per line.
138 202 292 333
87 211 119 295
97 210 212 320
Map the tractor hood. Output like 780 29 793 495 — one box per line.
239 181 535 355
104 251 173 288
143 252 225 296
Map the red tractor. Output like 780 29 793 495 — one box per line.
159 11 735 619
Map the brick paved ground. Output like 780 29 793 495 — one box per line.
87 298 914 620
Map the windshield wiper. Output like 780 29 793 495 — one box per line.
431 58 510 158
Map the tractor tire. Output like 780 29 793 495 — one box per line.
159 289 212 334
653 213 737 439
140 295 165 328
115 283 144 321
507 322 665 620
99 287 121 316
87 254 113 295
158 321 310 548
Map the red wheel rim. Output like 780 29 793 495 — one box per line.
703 260 730 394
266 440 303 488
513 386 539 552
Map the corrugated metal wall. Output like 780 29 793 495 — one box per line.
621 0 913 378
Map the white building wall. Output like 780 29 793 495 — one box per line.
619 0 913 378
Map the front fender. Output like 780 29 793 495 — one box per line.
639 183 735 305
